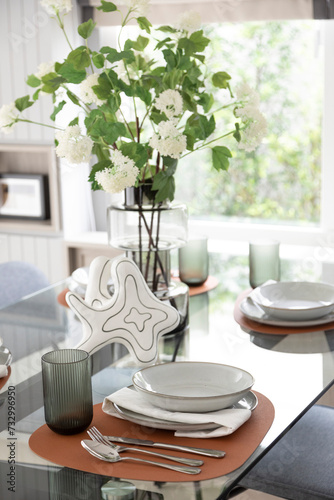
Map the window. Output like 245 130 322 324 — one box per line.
175 20 324 227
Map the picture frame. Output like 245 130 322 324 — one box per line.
0 173 50 220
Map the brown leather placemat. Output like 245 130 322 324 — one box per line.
0 366 11 391
234 289 334 335
29 391 274 483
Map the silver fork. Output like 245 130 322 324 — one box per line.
87 427 203 467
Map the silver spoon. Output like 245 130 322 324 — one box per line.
81 440 201 475
87 427 203 466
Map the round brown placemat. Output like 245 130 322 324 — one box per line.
234 289 334 335
29 391 274 483
0 366 11 391
188 276 219 296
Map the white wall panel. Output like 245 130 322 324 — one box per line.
8 235 23 261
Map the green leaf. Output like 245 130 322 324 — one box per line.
152 171 175 202
50 100 66 121
185 132 195 151
233 122 241 142
78 18 96 39
124 35 149 52
105 48 135 64
15 95 34 112
189 30 210 52
162 49 177 70
197 92 214 113
66 90 80 106
163 68 183 89
68 117 79 127
67 46 91 70
120 142 149 169
97 0 117 12
212 71 232 89
90 119 127 145
150 110 167 125
186 113 215 140
92 72 112 99
33 89 41 101
26 74 41 88
135 84 151 105
137 16 151 33
181 92 197 113
58 62 86 83
92 52 105 68
158 25 178 34
40 73 66 93
155 37 172 51
212 145 232 171
178 31 209 55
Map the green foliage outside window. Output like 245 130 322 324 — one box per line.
175 21 323 225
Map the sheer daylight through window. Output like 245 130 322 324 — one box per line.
174 20 324 226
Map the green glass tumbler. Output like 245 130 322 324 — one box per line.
179 237 209 286
41 349 93 435
249 240 280 288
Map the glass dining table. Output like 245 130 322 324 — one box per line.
0 245 333 500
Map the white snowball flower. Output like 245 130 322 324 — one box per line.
0 103 19 135
95 150 139 194
235 82 260 108
35 61 56 80
149 120 187 159
175 10 201 34
234 83 267 152
55 125 93 164
80 73 106 106
40 0 72 15
123 0 150 17
154 90 183 119
235 106 267 152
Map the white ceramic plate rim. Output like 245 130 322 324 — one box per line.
112 391 258 431
0 346 12 367
132 362 254 402
240 297 334 328
252 281 334 312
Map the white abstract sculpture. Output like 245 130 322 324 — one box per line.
66 255 180 364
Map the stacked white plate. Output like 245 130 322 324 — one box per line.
240 281 334 327
132 361 255 412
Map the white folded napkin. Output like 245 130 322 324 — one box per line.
0 365 8 378
102 387 251 438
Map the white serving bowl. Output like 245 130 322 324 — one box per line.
132 361 254 413
251 281 334 321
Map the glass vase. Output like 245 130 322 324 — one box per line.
107 185 189 334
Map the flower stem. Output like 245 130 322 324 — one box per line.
56 12 73 50
18 118 63 131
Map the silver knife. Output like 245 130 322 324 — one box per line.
106 436 225 458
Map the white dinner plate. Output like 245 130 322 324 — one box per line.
132 362 254 412
240 297 334 328
113 391 258 431
251 281 334 321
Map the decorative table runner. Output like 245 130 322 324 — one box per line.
0 366 11 391
29 391 274 483
234 289 334 335
57 276 219 308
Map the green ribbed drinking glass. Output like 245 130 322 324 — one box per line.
41 349 93 435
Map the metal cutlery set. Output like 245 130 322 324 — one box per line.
81 426 225 474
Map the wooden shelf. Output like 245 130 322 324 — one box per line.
0 144 61 234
